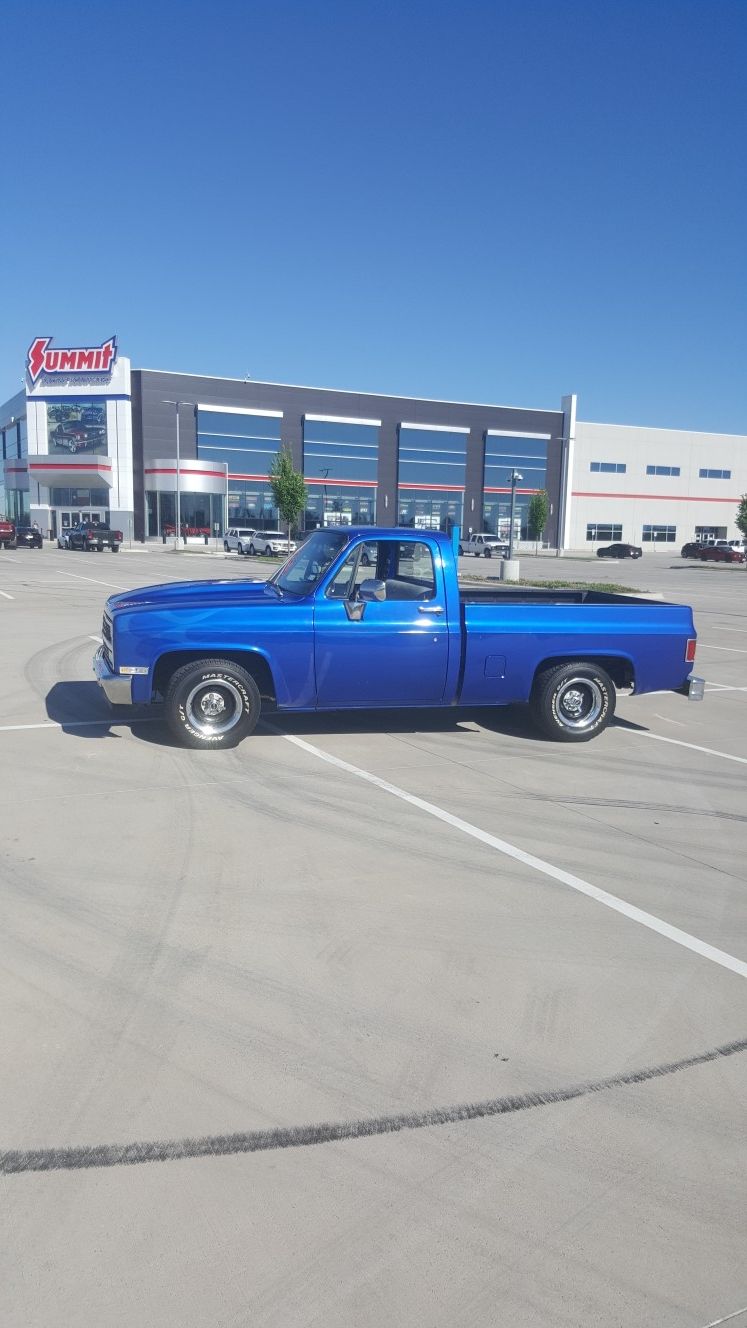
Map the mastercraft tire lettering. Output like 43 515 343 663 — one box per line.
164 658 262 749
529 661 616 742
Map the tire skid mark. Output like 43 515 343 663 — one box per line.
2 1035 744 1176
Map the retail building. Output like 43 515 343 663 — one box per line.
1 336 744 550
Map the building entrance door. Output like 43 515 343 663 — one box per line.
56 509 104 532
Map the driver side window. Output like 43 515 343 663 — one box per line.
327 544 378 599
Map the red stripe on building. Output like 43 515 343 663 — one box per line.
572 490 739 503
145 467 224 477
398 482 464 492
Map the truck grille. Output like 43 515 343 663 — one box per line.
102 612 113 668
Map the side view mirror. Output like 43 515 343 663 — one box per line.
359 578 386 602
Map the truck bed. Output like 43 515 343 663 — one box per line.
458 588 693 705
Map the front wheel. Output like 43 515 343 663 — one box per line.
165 658 261 749
529 661 616 742
457 545 463 556
484 548 492 558
223 541 229 552
248 544 256 556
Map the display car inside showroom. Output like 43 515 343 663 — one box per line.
1 337 745 550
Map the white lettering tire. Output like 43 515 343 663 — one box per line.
165 658 261 749
529 661 615 742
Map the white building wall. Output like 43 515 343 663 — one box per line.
568 421 747 550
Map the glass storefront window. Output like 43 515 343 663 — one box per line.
146 491 224 537
303 417 378 528
482 433 549 538
304 485 376 530
197 409 281 477
397 426 467 531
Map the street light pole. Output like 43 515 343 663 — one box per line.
508 470 523 561
163 400 183 550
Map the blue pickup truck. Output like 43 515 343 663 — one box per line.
94 527 700 749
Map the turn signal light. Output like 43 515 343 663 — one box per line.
685 639 697 663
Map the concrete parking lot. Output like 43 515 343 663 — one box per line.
1 543 745 1328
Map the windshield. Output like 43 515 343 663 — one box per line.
271 529 352 596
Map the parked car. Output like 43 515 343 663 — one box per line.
699 545 745 563
596 543 642 559
67 521 122 552
459 532 510 558
0 516 16 549
57 529 71 549
247 531 297 556
681 541 705 558
15 525 43 549
223 527 257 555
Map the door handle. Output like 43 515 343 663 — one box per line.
418 605 444 614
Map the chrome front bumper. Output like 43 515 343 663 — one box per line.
93 646 133 705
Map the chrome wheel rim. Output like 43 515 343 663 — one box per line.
555 677 603 729
185 679 243 735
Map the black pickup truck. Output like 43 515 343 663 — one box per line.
67 521 122 552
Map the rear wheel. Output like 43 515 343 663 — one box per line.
165 658 261 749
529 661 616 743
111 544 120 553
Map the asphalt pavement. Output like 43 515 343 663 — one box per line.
0 542 745 1328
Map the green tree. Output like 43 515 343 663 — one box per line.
527 489 549 552
736 494 747 542
269 445 306 547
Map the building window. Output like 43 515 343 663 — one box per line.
586 523 622 541
590 461 626 474
699 468 731 480
483 432 549 538
642 525 677 542
695 525 727 541
646 465 680 476
198 407 283 529
303 415 379 529
397 424 467 531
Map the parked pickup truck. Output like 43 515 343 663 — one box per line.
68 521 123 552
0 516 16 549
93 527 702 749
459 532 509 558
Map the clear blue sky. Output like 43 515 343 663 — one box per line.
2 0 746 431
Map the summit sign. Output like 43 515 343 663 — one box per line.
27 336 117 384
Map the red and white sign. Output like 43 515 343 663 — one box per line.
26 336 117 384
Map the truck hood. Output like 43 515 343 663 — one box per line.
107 578 284 615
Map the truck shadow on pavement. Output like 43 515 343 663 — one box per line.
44 681 160 741
44 682 550 747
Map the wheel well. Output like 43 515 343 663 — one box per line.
532 654 634 691
152 650 277 703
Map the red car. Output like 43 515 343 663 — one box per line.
699 545 745 563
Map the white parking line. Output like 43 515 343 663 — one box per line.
0 718 157 733
57 570 128 591
622 729 747 766
273 728 747 980
0 589 14 600
698 643 747 653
